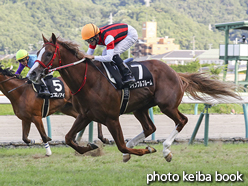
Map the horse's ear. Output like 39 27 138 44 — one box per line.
42 34 48 43
51 33 57 44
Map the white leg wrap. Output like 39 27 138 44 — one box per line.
126 132 145 148
123 132 145 156
163 125 179 157
44 142 52 156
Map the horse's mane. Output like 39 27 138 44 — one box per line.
0 65 23 79
56 37 86 59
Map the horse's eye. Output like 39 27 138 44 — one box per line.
46 52 53 57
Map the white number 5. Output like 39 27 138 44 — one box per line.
52 80 62 92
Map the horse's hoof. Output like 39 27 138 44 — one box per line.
88 143 98 150
123 154 131 163
165 152 173 162
146 146 157 153
104 138 110 144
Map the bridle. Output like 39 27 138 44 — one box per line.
35 42 88 95
35 42 62 69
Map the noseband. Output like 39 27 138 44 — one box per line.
35 42 62 69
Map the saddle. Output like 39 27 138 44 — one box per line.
102 58 154 90
32 75 65 118
102 58 154 115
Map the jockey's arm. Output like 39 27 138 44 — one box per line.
93 35 115 62
15 63 25 75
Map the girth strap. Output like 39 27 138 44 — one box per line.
42 97 50 118
120 88 130 115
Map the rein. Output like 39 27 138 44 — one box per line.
0 74 27 93
0 76 16 84
8 82 28 93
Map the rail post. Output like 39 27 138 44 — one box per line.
149 107 155 140
46 116 52 138
188 109 205 145
76 128 85 142
88 121 93 142
204 104 211 146
242 104 248 138
194 104 198 115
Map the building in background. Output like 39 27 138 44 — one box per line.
132 22 180 58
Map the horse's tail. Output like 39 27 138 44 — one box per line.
178 72 242 101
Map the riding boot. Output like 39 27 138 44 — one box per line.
39 85 50 96
39 78 50 97
113 54 135 85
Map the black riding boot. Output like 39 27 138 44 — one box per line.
39 78 50 97
39 85 50 96
113 54 135 85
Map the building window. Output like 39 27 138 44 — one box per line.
157 47 160 50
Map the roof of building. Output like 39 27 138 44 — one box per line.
134 50 206 61
196 49 220 59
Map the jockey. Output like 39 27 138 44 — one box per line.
15 49 50 96
81 23 138 85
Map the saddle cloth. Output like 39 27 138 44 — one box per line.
32 76 65 99
102 58 154 90
32 76 65 117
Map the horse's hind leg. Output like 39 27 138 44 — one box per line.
123 109 157 162
97 123 110 144
160 107 188 162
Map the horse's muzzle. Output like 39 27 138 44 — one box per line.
28 70 43 84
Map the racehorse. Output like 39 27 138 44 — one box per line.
0 65 108 156
28 33 241 162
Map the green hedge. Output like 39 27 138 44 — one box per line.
169 60 200 73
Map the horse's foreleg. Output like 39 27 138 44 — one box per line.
22 120 32 144
32 116 52 156
32 116 52 143
97 123 109 144
106 118 155 157
65 114 98 154
123 110 157 162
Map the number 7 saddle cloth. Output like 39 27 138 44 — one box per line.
102 58 154 90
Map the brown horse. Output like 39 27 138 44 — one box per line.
0 65 108 155
28 33 241 162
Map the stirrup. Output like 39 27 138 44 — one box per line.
39 88 50 96
123 75 135 84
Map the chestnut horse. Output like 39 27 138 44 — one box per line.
0 65 108 155
28 33 241 162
